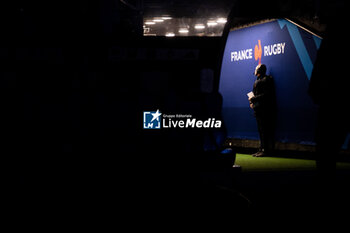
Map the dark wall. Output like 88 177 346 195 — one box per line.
3 1 227 218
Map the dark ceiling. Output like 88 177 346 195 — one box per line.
118 0 335 36
6 0 345 40
142 0 235 18
137 0 329 37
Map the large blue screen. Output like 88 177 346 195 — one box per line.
219 19 322 144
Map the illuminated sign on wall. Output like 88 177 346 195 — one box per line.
230 40 286 63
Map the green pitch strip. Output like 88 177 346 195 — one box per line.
235 153 350 172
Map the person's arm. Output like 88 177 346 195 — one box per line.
250 77 274 107
250 93 264 103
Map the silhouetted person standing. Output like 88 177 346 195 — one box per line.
249 64 277 157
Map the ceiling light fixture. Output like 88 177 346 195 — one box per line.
153 18 164 22
194 24 205 29
179 28 189 33
207 21 218 26
216 18 227 24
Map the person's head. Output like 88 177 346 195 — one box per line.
254 64 267 77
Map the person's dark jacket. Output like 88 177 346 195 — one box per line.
250 75 276 116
